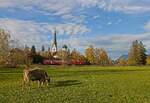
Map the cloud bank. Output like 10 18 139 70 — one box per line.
0 0 150 22
0 18 90 48
0 0 150 59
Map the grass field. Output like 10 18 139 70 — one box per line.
1 66 150 103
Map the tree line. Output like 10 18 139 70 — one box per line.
0 28 150 67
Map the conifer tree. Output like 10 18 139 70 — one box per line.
31 45 36 55
41 45 45 52
138 41 147 65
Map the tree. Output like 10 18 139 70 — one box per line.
94 48 101 64
32 53 44 64
71 49 81 61
85 46 110 65
71 49 86 64
24 45 32 65
0 29 10 64
41 45 45 52
57 45 71 65
128 40 147 65
146 55 150 65
85 46 95 64
6 48 27 67
99 49 110 66
118 58 127 66
40 51 53 59
31 45 36 55
31 45 36 63
138 41 147 65
61 49 71 64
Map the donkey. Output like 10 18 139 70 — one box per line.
23 66 50 86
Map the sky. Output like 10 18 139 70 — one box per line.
0 0 150 59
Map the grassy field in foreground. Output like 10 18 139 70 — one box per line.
1 66 150 103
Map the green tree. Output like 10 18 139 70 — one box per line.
41 45 45 52
31 45 36 55
138 41 147 65
30 45 38 64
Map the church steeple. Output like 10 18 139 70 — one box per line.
54 30 57 47
51 30 57 55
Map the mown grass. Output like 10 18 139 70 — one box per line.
1 66 150 103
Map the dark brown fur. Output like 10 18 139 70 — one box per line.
23 67 50 86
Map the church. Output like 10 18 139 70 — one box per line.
42 30 85 65
43 30 70 65
50 30 69 58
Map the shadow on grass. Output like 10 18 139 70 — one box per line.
52 80 81 87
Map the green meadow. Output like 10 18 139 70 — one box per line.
1 66 150 103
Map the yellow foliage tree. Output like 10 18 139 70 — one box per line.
146 56 150 65
118 58 127 66
85 46 95 64
99 49 109 66
0 29 10 64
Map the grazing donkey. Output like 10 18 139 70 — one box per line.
23 65 50 86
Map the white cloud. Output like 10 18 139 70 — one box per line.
57 31 150 59
45 23 90 35
0 18 150 59
77 0 150 14
0 18 90 49
0 0 82 22
0 0 150 24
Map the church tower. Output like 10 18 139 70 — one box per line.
51 30 57 55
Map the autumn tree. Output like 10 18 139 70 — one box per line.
146 55 150 65
71 49 86 63
6 48 27 67
85 46 110 65
98 49 110 66
71 49 80 61
85 46 95 64
57 45 71 64
128 40 147 65
24 45 32 65
94 48 101 64
118 58 127 66
40 51 53 59
0 29 10 64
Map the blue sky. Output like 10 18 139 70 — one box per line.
0 0 150 59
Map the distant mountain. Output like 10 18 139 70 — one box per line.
118 55 128 60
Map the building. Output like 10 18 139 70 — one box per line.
43 30 85 65
51 30 57 56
